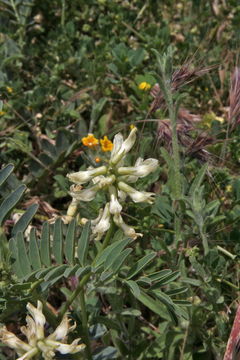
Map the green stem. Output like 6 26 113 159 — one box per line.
79 290 92 360
200 228 209 255
10 0 21 24
160 65 182 245
61 0 66 27
163 75 182 200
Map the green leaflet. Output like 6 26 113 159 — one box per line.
77 221 91 266
12 203 39 236
127 252 156 279
0 164 14 187
0 184 26 226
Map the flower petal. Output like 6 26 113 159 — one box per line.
56 339 86 354
67 166 107 185
48 315 73 341
21 316 37 347
92 203 111 240
117 158 158 178
17 348 39 360
0 327 32 355
118 182 155 204
109 186 122 214
110 127 137 165
69 184 99 202
113 213 143 240
26 301 45 340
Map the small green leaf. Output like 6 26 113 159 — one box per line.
64 264 80 278
181 277 201 286
152 290 174 307
52 218 63 264
40 222 51 267
148 269 172 282
77 221 91 266
0 184 26 226
65 219 76 265
9 237 24 278
151 271 180 288
76 266 91 277
29 228 41 270
102 239 130 270
36 267 55 279
95 238 130 268
165 287 188 296
120 308 141 316
111 248 132 273
189 163 208 195
0 164 14 187
16 232 31 277
44 264 68 281
12 203 39 236
136 291 171 321
125 280 140 297
127 252 156 279
173 300 192 306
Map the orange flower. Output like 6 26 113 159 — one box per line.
100 136 113 152
138 81 151 91
82 134 99 148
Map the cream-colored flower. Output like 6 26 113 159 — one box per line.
69 175 116 203
110 126 137 165
69 184 100 202
117 158 158 178
113 213 143 240
92 203 111 240
26 301 45 339
67 165 107 185
0 301 85 360
118 181 155 204
109 185 122 214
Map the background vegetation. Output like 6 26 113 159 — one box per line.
0 1 239 359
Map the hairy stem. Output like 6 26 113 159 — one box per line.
160 67 182 244
162 73 182 200
200 228 209 255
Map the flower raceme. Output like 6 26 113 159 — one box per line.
0 301 85 360
67 127 159 240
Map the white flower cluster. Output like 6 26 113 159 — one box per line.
67 127 159 240
0 301 85 360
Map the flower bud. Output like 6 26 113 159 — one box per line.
110 127 137 165
109 186 122 214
